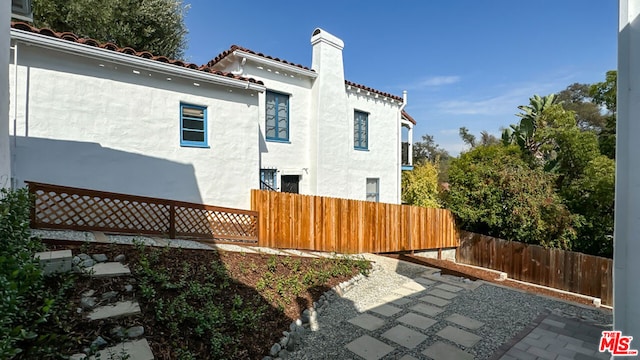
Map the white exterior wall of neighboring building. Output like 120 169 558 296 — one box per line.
0 4 10 188
9 38 262 209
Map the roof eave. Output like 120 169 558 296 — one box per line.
11 29 266 92
232 50 318 79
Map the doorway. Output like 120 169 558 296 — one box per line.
281 175 300 194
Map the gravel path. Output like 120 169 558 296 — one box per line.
286 255 612 360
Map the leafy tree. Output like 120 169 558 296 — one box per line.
590 70 617 114
503 94 559 162
413 134 450 164
32 0 188 59
590 70 617 159
412 134 451 182
598 116 616 159
563 155 615 257
458 127 477 148
556 83 606 131
402 162 440 208
445 145 577 249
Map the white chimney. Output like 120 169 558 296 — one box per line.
309 28 349 197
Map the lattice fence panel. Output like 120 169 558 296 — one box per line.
175 206 258 242
32 189 170 234
28 182 259 243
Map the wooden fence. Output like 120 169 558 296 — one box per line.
250 190 458 253
456 231 613 306
27 182 259 243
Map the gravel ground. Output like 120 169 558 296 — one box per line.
286 256 613 360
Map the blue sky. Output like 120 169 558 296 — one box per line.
183 1 617 155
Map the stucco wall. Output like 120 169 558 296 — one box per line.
213 32 403 203
244 63 314 194
9 44 260 209
342 92 400 203
0 5 10 188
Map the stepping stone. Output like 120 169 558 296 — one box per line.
435 283 464 292
85 262 130 278
428 288 458 300
410 303 443 316
414 277 436 286
370 303 402 317
87 300 140 321
420 295 451 307
35 250 72 275
392 286 422 296
348 313 386 331
397 312 437 330
382 325 427 349
446 314 484 330
402 281 426 292
436 326 482 347
381 294 413 306
90 339 153 360
422 341 474 360
345 335 394 360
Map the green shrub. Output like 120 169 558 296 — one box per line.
0 187 75 359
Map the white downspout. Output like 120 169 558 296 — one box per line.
397 90 407 204
10 43 17 189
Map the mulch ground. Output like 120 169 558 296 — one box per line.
45 241 366 359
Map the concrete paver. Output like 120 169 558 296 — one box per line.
345 335 394 360
397 312 437 330
435 283 464 292
381 294 413 306
498 314 611 360
414 277 436 286
445 313 484 330
436 326 482 347
382 325 427 349
419 295 450 307
422 341 474 360
399 355 418 360
348 313 386 331
410 303 444 317
427 288 458 300
370 303 402 317
392 286 422 296
401 280 427 292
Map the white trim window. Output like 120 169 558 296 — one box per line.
366 178 379 202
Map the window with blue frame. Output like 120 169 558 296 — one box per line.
180 103 208 147
266 91 289 141
354 110 368 150
260 169 277 191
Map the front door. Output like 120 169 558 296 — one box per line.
281 175 300 194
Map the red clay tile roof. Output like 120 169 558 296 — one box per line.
205 45 313 71
401 110 417 125
207 45 404 102
345 80 403 102
10 22 264 85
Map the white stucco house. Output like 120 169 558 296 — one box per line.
8 22 414 209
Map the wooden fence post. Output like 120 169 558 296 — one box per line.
169 203 176 239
